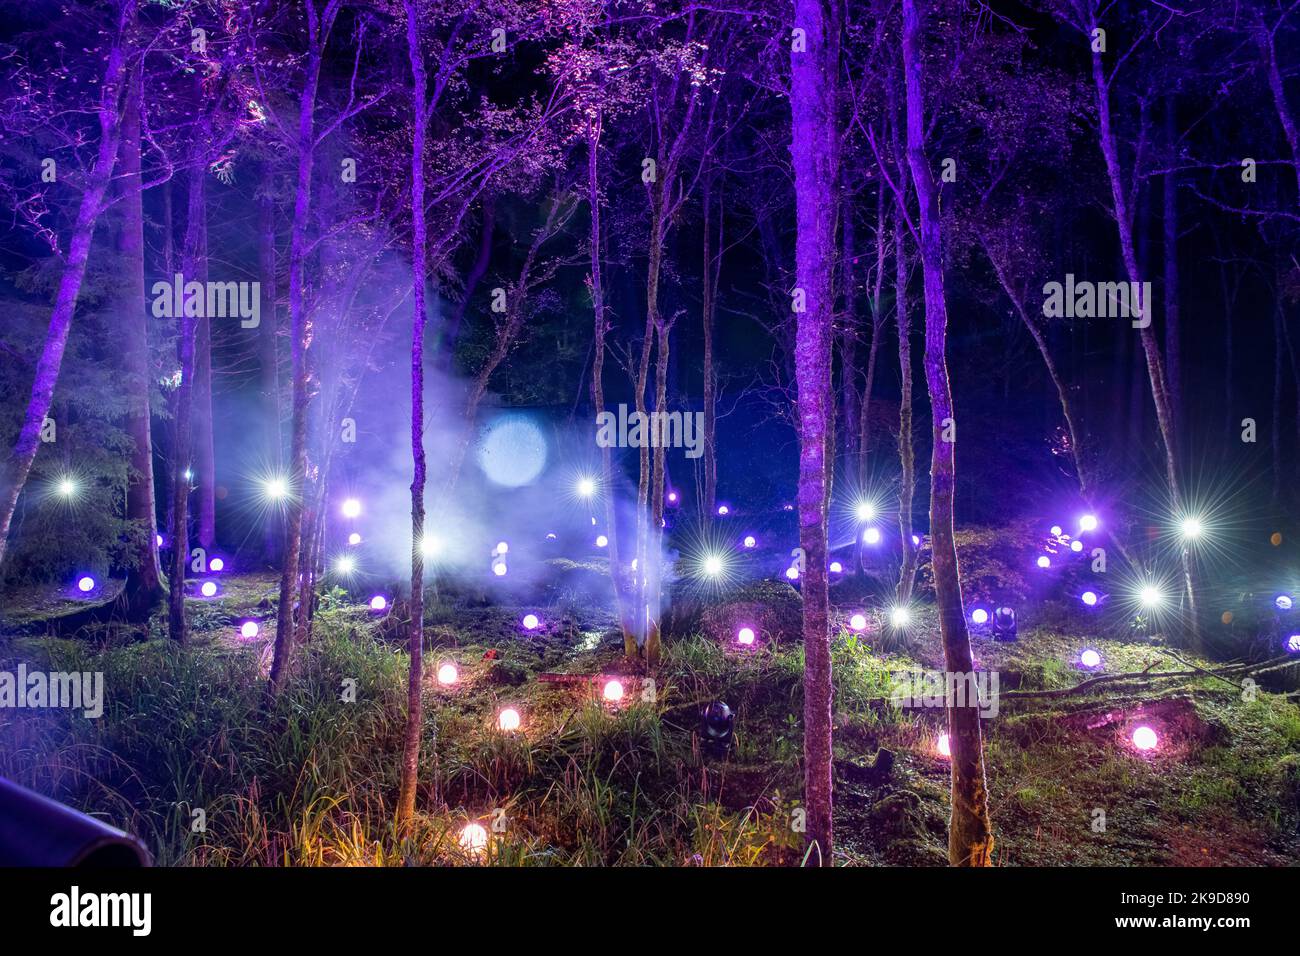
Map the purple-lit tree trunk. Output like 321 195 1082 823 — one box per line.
902 0 994 867
397 0 428 827
270 5 331 691
790 0 840 866
0 5 131 574
116 59 166 614
257 189 282 562
588 117 636 656
168 165 206 645
702 179 720 517
193 294 217 550
894 198 918 604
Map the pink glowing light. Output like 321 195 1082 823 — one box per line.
849 613 867 631
437 663 459 686
369 595 388 612
937 733 951 758
240 621 260 639
1131 726 1158 751
667 491 678 503
1079 649 1102 668
602 679 624 702
522 613 540 630
77 576 95 593
498 708 521 732
737 627 756 645
200 581 218 597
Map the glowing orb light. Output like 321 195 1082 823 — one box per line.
1285 634 1300 654
522 613 540 630
348 532 361 545
437 663 459 686
855 501 877 522
576 477 596 498
341 497 361 518
937 733 951 758
1131 726 1158 751
849 613 867 631
717 505 729 516
970 607 989 625
369 595 388 612
602 679 624 703
240 621 260 639
1079 514 1098 532
863 527 881 545
737 626 756 645
829 561 843 573
1180 516 1203 540
495 541 509 555
76 575 95 593
889 606 911 628
1050 525 1062 537
477 415 547 487
911 534 921 546
420 535 442 558
263 476 288 500
156 534 164 547
1036 555 1051 569
1081 590 1099 607
595 535 608 548
498 708 521 732
785 566 800 581
492 561 507 577
57 478 77 498
703 555 724 577
667 491 678 503
334 555 356 576
1070 540 1083 553
1139 585 1164 608
743 535 756 548
1080 648 1102 668
1275 594 1293 612
200 581 217 598
459 823 489 854
209 557 225 572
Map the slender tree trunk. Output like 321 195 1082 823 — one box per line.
840 193 859 483
270 41 325 691
257 189 282 563
0 9 130 573
587 118 635 655
791 0 840 866
116 60 165 614
645 314 672 666
903 0 993 867
702 182 719 515
1163 102 1181 433
397 0 428 827
895 200 918 604
193 290 216 549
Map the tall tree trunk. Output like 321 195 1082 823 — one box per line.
1162 102 1181 433
895 200 918 604
791 0 840 866
1088 27 1198 639
587 118 635 655
0 7 130 573
257 189 282 563
645 314 672 666
116 59 165 615
270 37 325 691
397 0 429 827
902 0 994 867
840 191 859 484
168 166 207 645
193 288 216 549
702 181 719 516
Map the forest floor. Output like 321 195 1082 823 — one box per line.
3 534 1300 866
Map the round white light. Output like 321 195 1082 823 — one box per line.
1180 517 1203 540
348 532 362 545
703 555 724 577
1079 514 1098 532
210 557 224 572
863 527 881 545
743 535 756 548
58 479 76 497
890 606 911 628
737 627 755 645
855 501 876 522
437 663 459 685
522 613 540 630
1132 726 1158 751
602 679 624 702
498 708 521 732
595 535 608 548
420 535 442 558
459 823 489 853
240 621 260 639
369 595 387 611
335 555 356 576
1037 555 1050 569
849 613 867 631
77 576 95 593
576 477 596 497
200 581 217 597
971 608 989 625
341 498 361 518
1139 585 1163 607
264 477 287 500
1080 649 1102 668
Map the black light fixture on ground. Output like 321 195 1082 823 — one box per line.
992 606 1017 642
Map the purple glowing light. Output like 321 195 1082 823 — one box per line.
1036 555 1051 569
1070 540 1083 553
492 561 508 577
717 505 729 516
737 626 756 645
785 566 800 581
522 613 540 630
849 613 867 631
911 534 921 547
1079 514 1099 532
341 497 362 519
156 534 164 547
1275 594 1293 611
1050 525 1063 537
1131 726 1158 751
1081 590 1098 607
76 575 95 593
209 557 225 572
369 595 388 612
595 534 608 548
667 491 678 503
829 561 843 573
240 621 260 639
1079 649 1102 668
743 535 757 548
1285 634 1300 654
200 581 218 598
348 532 362 546
970 607 989 625
862 527 881 545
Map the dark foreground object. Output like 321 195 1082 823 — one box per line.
0 777 150 867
